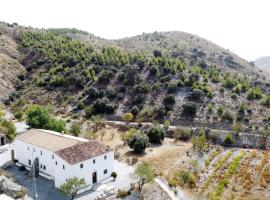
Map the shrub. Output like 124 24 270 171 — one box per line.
168 178 177 187
70 123 81 136
177 170 196 188
207 91 214 98
14 111 24 120
128 131 149 153
111 172 117 181
188 89 204 101
217 107 224 116
147 124 166 144
117 190 130 197
222 110 234 122
182 103 197 116
224 133 233 145
207 104 213 113
130 106 139 116
191 131 207 152
222 76 237 89
77 100 85 110
163 95 176 110
247 87 262 100
84 105 93 119
262 95 270 107
239 102 247 113
122 113 133 122
93 97 115 114
230 93 237 99
134 83 150 94
149 66 160 77
174 128 191 141
232 123 243 133
167 81 178 93
98 70 115 84
219 87 224 93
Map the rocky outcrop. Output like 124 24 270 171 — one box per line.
141 182 171 200
0 175 27 199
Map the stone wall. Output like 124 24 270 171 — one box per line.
205 129 270 149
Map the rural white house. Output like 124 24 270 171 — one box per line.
11 129 114 191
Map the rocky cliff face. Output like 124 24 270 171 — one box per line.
0 33 25 103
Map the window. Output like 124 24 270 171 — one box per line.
104 169 108 174
40 150 42 155
80 164 83 169
63 165 65 170
93 159 96 164
28 159 31 166
27 146 30 151
52 154 54 159
55 161 58 165
40 164 43 168
33 148 35 152
43 165 46 170
104 155 107 160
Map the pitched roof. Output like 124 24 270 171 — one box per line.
55 141 112 165
16 129 86 152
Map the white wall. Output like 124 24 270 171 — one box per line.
12 140 56 179
54 151 114 189
13 139 114 191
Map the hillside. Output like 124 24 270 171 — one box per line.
0 22 270 133
255 56 270 71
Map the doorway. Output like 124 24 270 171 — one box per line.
0 136 5 145
92 171 97 184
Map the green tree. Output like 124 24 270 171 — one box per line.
0 119 16 141
70 123 81 136
60 177 86 200
134 162 155 192
26 105 50 128
147 124 166 144
44 118 66 133
121 128 137 144
128 131 149 153
191 131 207 152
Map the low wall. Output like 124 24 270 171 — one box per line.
106 121 270 150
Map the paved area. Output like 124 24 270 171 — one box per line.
6 167 68 200
2 159 135 200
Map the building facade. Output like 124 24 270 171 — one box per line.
11 129 114 191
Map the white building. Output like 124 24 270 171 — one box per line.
11 129 114 191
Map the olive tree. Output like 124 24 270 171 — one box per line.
60 177 86 200
134 162 155 192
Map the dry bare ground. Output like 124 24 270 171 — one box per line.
88 126 191 175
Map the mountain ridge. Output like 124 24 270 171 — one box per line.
0 21 269 133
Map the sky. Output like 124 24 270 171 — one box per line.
0 0 269 61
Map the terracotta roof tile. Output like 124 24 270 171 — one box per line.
55 141 112 165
